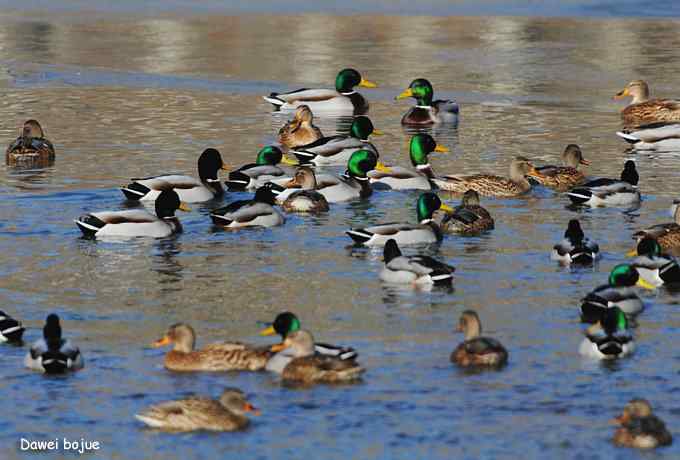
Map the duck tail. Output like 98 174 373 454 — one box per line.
566 187 592 204
224 171 252 191
616 131 640 144
120 182 149 200
346 229 372 244
209 212 233 227
41 350 69 374
263 94 285 107
74 215 106 237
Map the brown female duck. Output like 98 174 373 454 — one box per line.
152 323 271 372
614 80 680 127
450 310 508 368
135 388 259 432
633 204 680 253
611 399 673 449
6 119 55 166
438 190 494 234
269 330 364 384
278 105 323 150
433 156 538 197
527 144 590 191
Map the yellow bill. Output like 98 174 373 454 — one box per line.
625 248 638 257
359 78 377 88
434 144 449 153
270 342 287 352
374 162 391 173
439 203 454 213
259 326 276 336
636 278 656 290
396 88 413 100
371 129 385 136
613 88 629 99
281 156 299 166
178 202 192 212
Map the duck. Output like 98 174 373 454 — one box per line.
379 239 455 285
210 183 285 229
268 330 364 384
432 157 538 197
6 119 55 166
152 323 272 372
278 105 323 150
627 237 680 286
450 310 508 368
308 149 388 203
263 68 377 115
633 204 680 252
225 146 295 191
0 310 25 343
395 78 459 125
437 189 494 235
526 144 590 191
579 307 635 360
579 264 655 324
121 148 227 202
24 314 83 374
75 189 189 238
290 116 382 166
551 219 600 265
368 133 448 190
259 312 357 374
135 388 259 432
616 122 680 152
276 167 330 213
346 192 454 246
614 80 680 127
566 160 640 208
611 399 673 449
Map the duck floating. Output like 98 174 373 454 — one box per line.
628 237 680 286
433 157 538 197
566 160 640 208
121 148 227 202
264 68 377 115
633 204 680 253
379 239 455 285
395 78 459 125
278 105 323 150
611 399 673 449
225 146 293 191
551 219 600 265
450 310 508 368
0 310 25 344
617 122 680 152
25 314 83 374
437 190 494 235
6 119 55 166
276 167 330 213
210 183 285 229
527 144 590 191
614 80 680 127
579 307 634 360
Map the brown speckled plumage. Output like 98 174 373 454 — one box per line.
527 144 589 191
433 157 536 197
615 80 680 128
6 120 55 167
611 399 672 449
278 105 323 150
438 190 494 234
450 310 508 368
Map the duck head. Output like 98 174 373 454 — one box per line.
198 148 229 184
255 146 284 166
456 310 482 340
259 312 301 339
396 78 434 107
614 80 650 104
627 237 661 258
620 160 639 186
22 119 45 139
152 323 196 353
335 68 377 94
564 219 585 245
409 134 448 168
155 189 190 219
608 264 655 289
270 329 315 358
43 313 63 350
349 116 382 141
285 167 317 190
346 149 389 180
417 192 453 223
562 144 589 168
219 388 260 416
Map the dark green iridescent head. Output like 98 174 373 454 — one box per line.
335 68 363 94
409 134 438 166
636 237 661 257
349 116 375 140
347 150 378 178
416 192 443 222
608 264 639 287
255 146 283 166
273 312 301 338
401 78 434 106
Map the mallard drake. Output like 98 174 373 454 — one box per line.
135 388 259 432
633 204 680 252
152 323 272 372
0 310 25 344
259 312 357 374
379 239 455 285
395 78 459 125
290 116 382 166
268 330 364 384
438 190 494 235
566 160 640 208
275 167 330 213
25 314 83 374
617 122 680 152
264 68 377 115
579 264 655 323
210 183 285 229
346 192 454 246
278 105 323 150
6 119 55 166
627 238 680 286
368 134 448 190
121 148 228 203
551 219 600 265
450 310 508 368
611 399 673 449
614 80 680 127
432 157 538 197
75 189 190 238
579 307 634 360
527 144 590 191
225 146 294 191
308 149 387 203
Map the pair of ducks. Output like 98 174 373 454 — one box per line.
265 68 458 125
0 312 83 374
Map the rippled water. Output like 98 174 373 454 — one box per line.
1 7 680 460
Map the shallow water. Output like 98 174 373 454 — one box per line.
1 8 680 460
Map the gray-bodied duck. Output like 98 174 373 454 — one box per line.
379 239 455 286
25 314 83 374
551 219 600 265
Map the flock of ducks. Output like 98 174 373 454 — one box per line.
3 71 679 448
